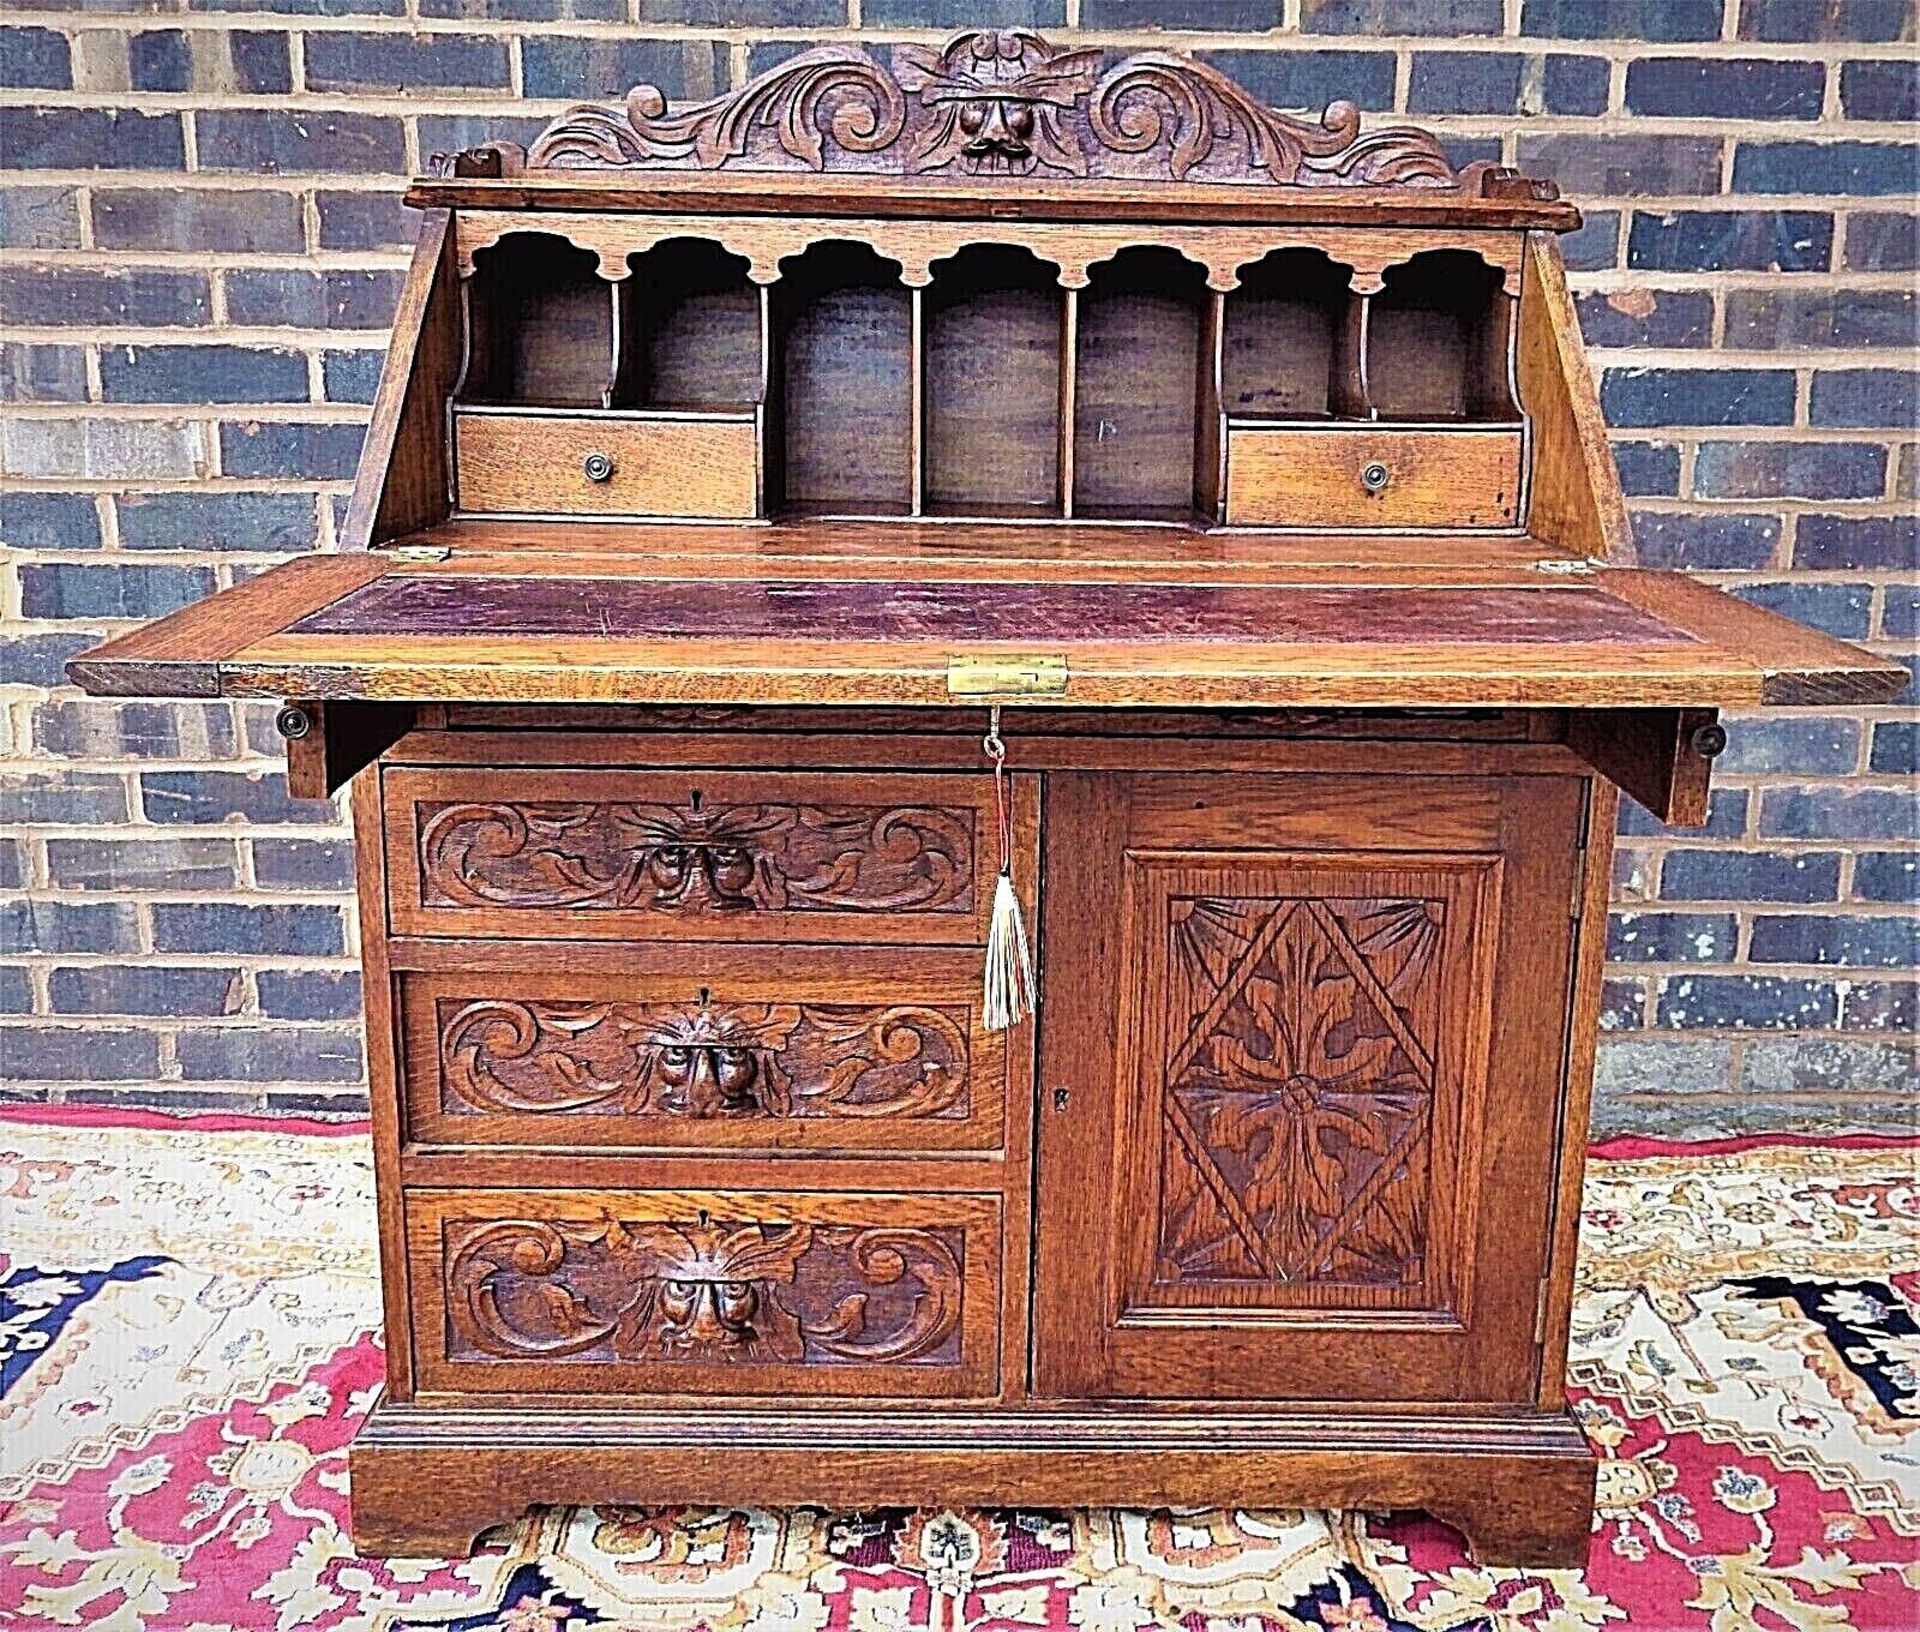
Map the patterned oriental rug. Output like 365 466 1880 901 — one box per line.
2 1108 1915 1632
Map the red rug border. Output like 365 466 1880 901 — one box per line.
1587 1130 1920 1158
0 1101 374 1137
3 1100 1915 1156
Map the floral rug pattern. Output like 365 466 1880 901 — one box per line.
1 1108 1915 1631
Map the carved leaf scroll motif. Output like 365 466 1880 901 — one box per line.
417 798 973 916
447 1215 965 1366
1090 59 1454 187
513 28 1470 191
440 997 971 1121
1157 896 1442 1292
529 48 906 171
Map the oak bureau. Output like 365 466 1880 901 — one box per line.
71 27 1904 1567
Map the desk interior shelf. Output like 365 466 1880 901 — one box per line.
444 222 1532 530
775 242 916 516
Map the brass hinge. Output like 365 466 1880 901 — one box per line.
1533 1278 1553 1346
946 653 1069 697
1570 839 1589 921
1534 557 1599 575
392 544 451 564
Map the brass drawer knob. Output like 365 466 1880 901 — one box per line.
582 451 615 483
1361 460 1391 495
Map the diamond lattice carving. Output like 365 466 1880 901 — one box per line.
1157 897 1441 1290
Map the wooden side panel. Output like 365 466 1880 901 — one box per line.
1536 776 1612 1410
454 410 758 518
355 773 415 1399
1033 768 1585 1405
399 948 1011 1155
1225 427 1522 529
343 209 461 549
1517 232 1632 562
1194 290 1227 522
407 1186 1003 1399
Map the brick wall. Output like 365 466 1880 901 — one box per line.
2 0 1914 1134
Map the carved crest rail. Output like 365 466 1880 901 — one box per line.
435 27 1557 202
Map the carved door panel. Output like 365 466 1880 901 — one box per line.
1032 771 1587 1404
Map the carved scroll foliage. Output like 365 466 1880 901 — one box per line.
1091 62 1453 187
447 1215 964 1366
507 28 1486 193
529 48 906 171
1157 895 1442 1291
417 798 973 916
440 996 971 1120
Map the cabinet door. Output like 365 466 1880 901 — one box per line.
1032 771 1587 1404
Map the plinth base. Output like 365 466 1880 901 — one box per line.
349 1395 1596 1568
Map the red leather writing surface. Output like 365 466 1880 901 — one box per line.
291 576 1698 647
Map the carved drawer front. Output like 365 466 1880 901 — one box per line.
399 947 1010 1154
1223 427 1522 529
453 409 759 519
384 767 1008 945
408 1187 1002 1398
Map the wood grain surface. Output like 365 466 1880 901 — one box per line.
348 1395 1598 1566
409 171 1582 233
1032 770 1584 1406
398 947 1013 1156
453 410 759 517
1224 425 1523 529
1516 232 1633 561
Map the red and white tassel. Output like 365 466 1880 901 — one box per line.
981 706 1036 1032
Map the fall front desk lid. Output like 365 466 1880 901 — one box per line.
67 550 1905 710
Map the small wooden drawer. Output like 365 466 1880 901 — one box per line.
1224 425 1523 529
453 408 759 519
399 945 1011 1155
383 766 1010 946
407 1186 1002 1398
